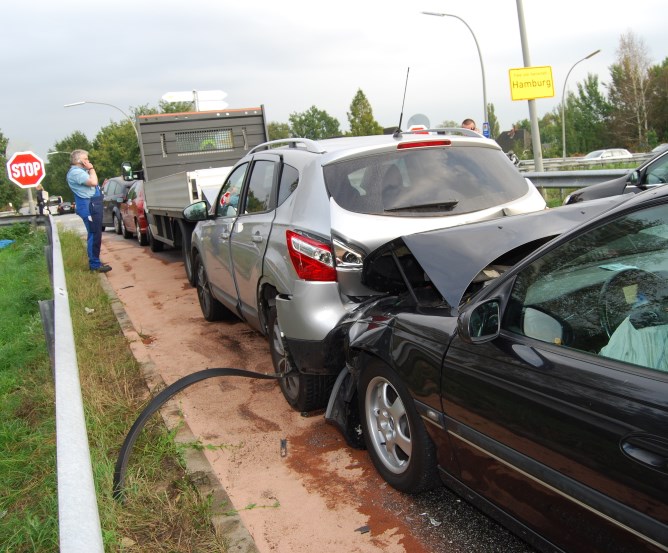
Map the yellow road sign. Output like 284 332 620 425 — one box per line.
509 66 554 101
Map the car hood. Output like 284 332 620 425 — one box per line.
363 197 621 308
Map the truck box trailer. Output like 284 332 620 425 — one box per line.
128 106 269 283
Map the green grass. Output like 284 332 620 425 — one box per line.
0 223 225 552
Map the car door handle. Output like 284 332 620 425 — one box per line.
251 234 263 243
621 434 668 472
220 231 230 240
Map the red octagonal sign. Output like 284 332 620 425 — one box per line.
6 151 46 188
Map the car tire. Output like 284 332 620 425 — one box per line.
113 213 123 235
137 219 149 246
194 252 226 321
121 217 133 239
268 306 335 412
179 220 196 287
148 224 164 252
358 360 439 493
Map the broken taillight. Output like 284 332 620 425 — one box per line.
286 230 337 281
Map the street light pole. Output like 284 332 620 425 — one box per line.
63 101 139 143
561 49 601 159
515 0 544 172
422 11 488 129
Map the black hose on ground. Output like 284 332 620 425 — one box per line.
113 368 282 500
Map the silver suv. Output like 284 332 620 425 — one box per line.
183 129 546 411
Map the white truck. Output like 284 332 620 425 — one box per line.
124 106 269 284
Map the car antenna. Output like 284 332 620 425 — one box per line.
393 67 410 138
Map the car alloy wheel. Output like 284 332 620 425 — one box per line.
137 219 149 246
359 362 438 493
113 213 122 235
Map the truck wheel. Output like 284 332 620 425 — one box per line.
268 306 334 412
194 253 225 321
358 360 439 493
121 217 133 239
113 213 123 235
148 224 163 252
137 219 149 246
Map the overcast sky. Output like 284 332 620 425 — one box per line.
2 0 665 160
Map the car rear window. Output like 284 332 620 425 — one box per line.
323 146 529 215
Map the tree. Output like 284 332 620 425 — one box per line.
289 106 341 140
606 31 652 150
159 100 195 113
566 74 612 155
537 110 562 158
347 89 383 136
0 130 24 210
42 131 93 201
438 119 459 128
90 120 141 181
647 57 668 145
487 103 500 138
268 122 290 140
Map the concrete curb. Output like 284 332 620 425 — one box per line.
99 275 260 552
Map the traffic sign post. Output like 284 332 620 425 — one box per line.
6 151 46 188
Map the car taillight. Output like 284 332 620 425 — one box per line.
286 230 337 281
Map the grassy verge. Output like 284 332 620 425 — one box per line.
0 223 225 552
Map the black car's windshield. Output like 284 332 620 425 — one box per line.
324 146 528 216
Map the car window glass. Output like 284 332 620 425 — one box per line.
243 160 276 214
216 163 248 217
277 164 299 206
645 154 668 185
323 147 527 215
504 204 668 374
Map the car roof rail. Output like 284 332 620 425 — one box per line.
248 138 326 155
396 127 483 138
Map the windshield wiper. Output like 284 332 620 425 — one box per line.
385 200 459 213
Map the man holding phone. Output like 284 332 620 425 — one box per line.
67 149 111 273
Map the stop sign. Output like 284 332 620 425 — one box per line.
6 151 46 188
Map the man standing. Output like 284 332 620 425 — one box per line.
36 184 46 215
66 149 111 273
461 118 480 133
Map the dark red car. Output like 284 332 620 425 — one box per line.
119 180 148 245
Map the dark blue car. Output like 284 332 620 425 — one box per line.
328 188 668 553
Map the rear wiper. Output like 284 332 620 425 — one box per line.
385 200 459 212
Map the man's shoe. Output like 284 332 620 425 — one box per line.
91 264 112 273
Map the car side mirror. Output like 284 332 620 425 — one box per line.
628 169 641 187
183 201 209 222
121 161 133 181
458 299 501 344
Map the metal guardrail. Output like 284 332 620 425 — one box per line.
40 215 105 552
524 169 629 189
518 152 650 172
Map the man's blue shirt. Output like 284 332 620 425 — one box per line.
66 166 96 198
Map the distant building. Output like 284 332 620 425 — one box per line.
496 126 531 154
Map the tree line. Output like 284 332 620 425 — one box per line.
1 32 665 208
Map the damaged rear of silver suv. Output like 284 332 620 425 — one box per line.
184 129 546 411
